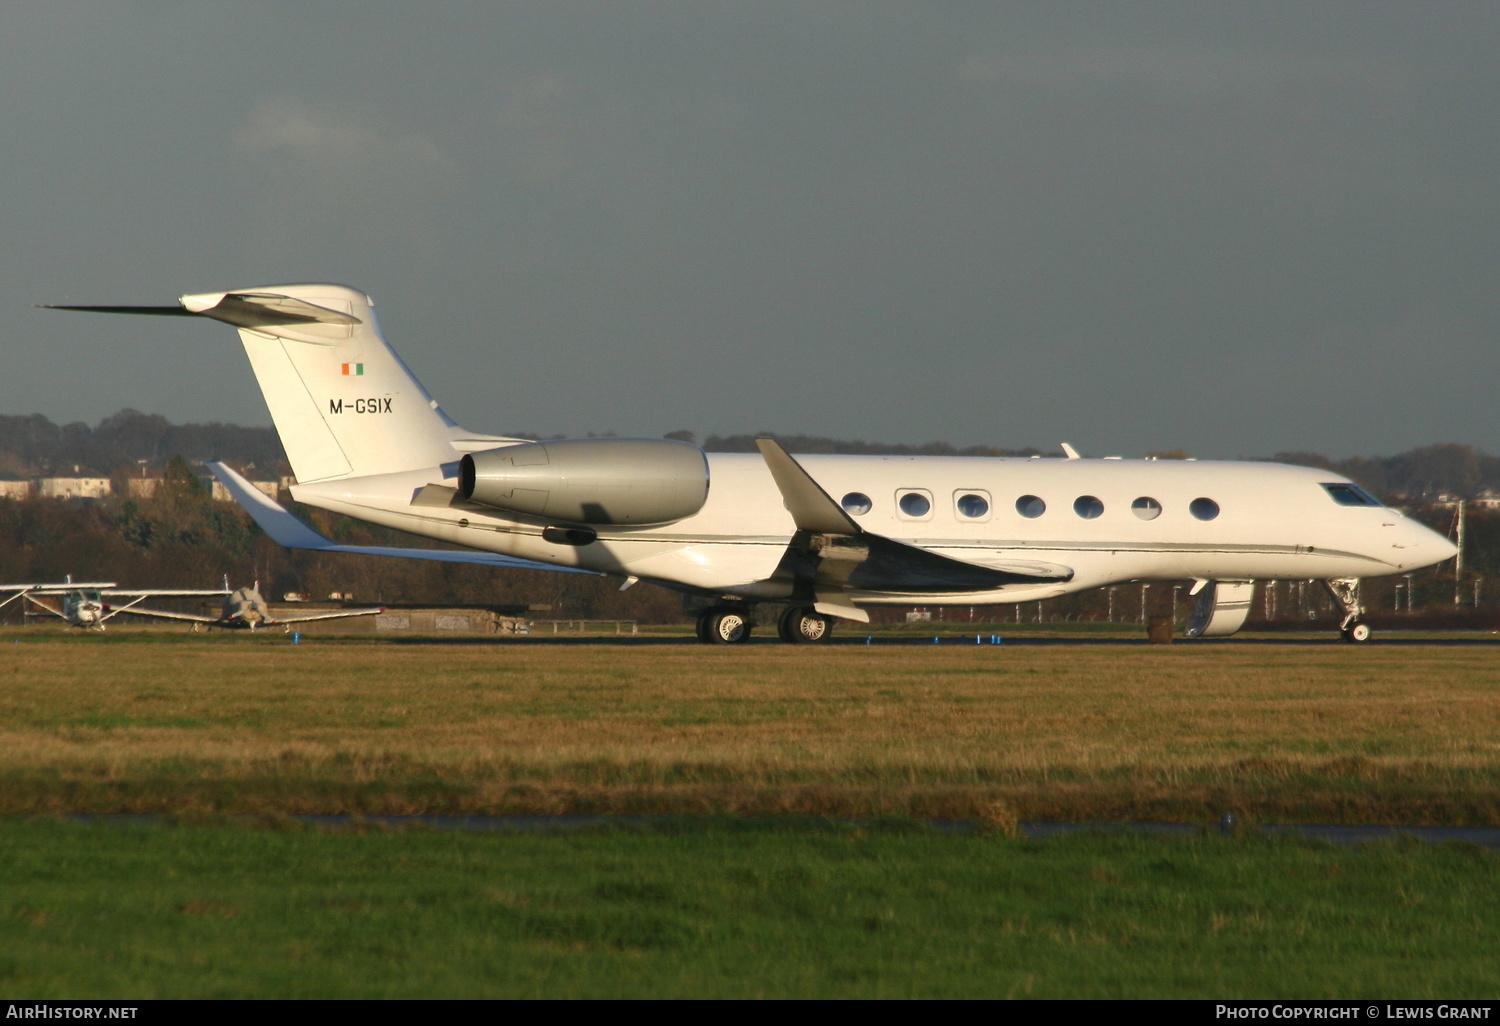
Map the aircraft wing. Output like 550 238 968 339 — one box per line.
261 607 385 626
100 589 231 598
124 605 385 628
206 462 596 574
0 583 116 611
116 607 220 626
756 438 1073 620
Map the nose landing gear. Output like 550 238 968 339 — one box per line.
1323 578 1371 643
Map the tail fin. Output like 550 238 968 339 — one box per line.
181 284 475 482
48 284 521 483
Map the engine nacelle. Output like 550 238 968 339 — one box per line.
458 438 710 526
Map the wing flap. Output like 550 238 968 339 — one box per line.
848 535 1072 592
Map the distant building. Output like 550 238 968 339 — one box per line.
37 467 111 500
203 477 280 503
0 478 31 500
127 471 165 499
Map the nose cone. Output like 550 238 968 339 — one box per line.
1399 519 1458 570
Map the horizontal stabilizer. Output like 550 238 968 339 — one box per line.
42 305 196 317
207 462 596 575
45 293 361 330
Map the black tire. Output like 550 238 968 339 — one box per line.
702 606 752 644
778 606 832 644
1342 621 1372 643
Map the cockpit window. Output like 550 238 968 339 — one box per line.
1322 483 1383 507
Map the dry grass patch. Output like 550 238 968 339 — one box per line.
2 636 1498 821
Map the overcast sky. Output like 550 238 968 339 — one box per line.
5 2 1498 458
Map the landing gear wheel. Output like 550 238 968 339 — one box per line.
778 606 832 644
1323 579 1369 646
698 606 752 644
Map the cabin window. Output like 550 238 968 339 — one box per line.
1322 483 1382 507
1190 497 1220 521
897 490 932 519
955 491 990 520
1073 495 1104 519
1131 497 1162 521
1016 495 1046 519
841 492 872 516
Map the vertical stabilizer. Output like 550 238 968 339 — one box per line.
178 284 462 483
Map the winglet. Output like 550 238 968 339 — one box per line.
754 438 860 535
1060 442 1081 460
206 462 336 550
205 462 597 574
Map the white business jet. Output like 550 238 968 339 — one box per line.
48 284 1457 644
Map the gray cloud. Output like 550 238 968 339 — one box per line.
5 1 1499 458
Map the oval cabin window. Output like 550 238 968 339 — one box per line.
1073 495 1104 519
898 491 931 518
1132 497 1162 521
955 493 990 519
841 492 872 516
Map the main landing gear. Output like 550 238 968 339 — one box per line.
696 605 752 644
694 604 836 644
777 606 833 644
1323 578 1372 644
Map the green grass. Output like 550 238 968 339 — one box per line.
3 636 1500 823
3 818 1499 998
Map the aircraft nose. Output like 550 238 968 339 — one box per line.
1403 519 1458 570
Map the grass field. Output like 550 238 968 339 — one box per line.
5 817 1500 999
5 631 1500 997
1 630 1498 823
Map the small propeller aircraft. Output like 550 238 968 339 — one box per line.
123 581 384 632
1 578 229 630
